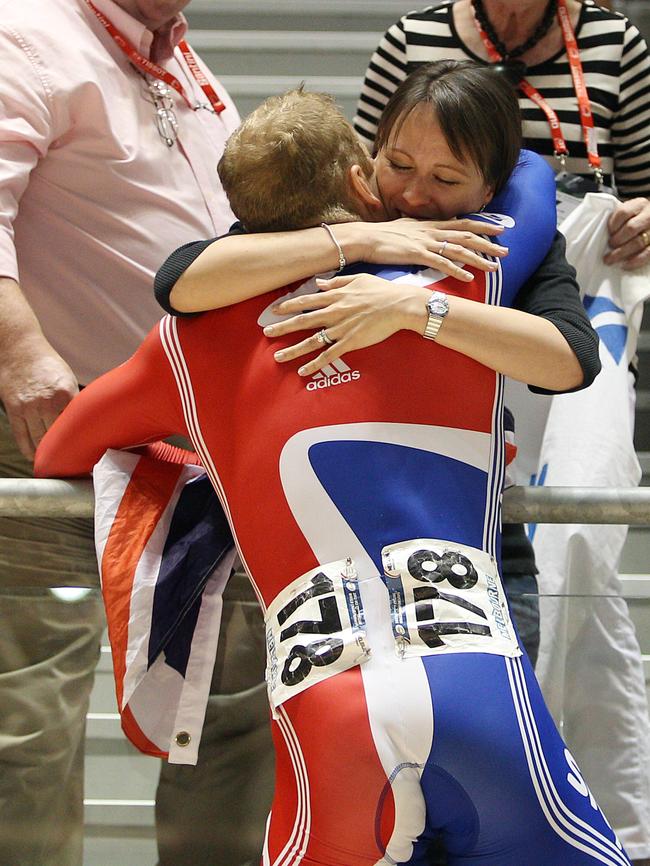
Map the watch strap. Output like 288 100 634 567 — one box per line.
423 315 444 341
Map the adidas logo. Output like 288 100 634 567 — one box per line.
306 358 361 391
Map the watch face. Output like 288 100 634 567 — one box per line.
426 291 449 317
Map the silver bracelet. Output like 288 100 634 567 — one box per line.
321 222 347 272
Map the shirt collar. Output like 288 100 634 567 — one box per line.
88 0 188 61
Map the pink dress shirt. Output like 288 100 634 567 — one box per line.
0 0 240 382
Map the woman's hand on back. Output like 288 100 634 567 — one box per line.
351 217 508 282
264 273 430 377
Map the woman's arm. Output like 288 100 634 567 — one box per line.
261 268 585 392
603 19 650 269
608 19 650 204
158 218 509 315
513 232 600 392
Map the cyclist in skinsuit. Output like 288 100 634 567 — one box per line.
36 70 623 865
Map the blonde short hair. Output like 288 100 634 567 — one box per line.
218 88 373 232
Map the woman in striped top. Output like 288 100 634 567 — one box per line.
355 0 650 270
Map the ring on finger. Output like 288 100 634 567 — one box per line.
641 230 650 248
438 240 449 257
316 328 335 346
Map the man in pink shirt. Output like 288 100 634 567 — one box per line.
0 2 272 864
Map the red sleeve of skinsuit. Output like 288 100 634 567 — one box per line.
35 321 191 478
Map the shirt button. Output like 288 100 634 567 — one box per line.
175 731 191 747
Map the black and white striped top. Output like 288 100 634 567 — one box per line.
354 0 650 198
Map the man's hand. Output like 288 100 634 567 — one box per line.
0 342 78 461
605 198 650 270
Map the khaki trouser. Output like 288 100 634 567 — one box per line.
0 411 104 866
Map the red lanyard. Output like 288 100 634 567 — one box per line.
83 0 226 114
472 0 603 182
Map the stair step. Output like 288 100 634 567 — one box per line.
218 74 363 119
186 0 419 32
187 30 381 78
83 827 156 866
620 573 650 594
85 737 159 799
188 29 381 51
620 527 650 572
84 800 155 828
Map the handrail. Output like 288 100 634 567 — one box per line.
0 479 94 518
502 485 650 525
0 479 649 524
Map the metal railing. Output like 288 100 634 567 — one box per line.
1 478 649 524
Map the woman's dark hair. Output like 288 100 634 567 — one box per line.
375 59 522 195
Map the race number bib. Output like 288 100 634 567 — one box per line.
381 538 520 660
265 558 371 710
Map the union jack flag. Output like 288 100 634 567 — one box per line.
93 449 235 765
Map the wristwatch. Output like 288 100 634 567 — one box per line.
423 290 449 341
